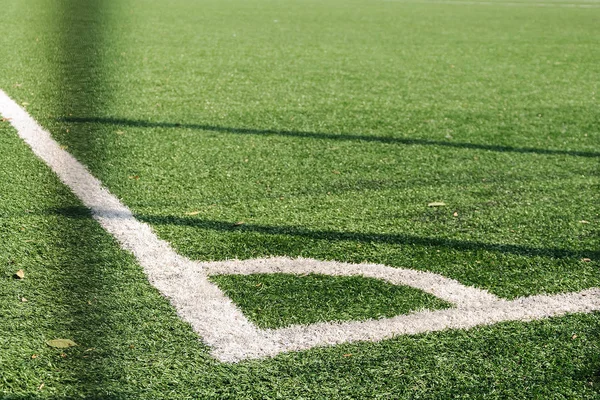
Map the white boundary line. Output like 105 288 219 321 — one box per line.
1 89 599 362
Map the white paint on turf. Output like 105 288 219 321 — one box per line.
1 89 599 363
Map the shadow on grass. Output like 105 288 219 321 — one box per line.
22 206 599 261
47 206 131 399
60 116 600 158
136 214 599 260
36 1 131 397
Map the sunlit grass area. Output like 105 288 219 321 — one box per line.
210 273 452 328
1 0 598 397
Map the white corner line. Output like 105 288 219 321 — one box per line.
1 89 599 363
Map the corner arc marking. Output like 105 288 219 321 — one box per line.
204 257 500 307
1 89 598 363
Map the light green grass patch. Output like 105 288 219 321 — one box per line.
210 273 452 328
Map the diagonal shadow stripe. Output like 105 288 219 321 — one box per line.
137 214 599 260
60 116 600 158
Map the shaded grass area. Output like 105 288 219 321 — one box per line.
0 123 213 398
59 116 600 158
210 273 451 328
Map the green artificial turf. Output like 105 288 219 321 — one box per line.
2 0 596 298
210 273 452 328
1 0 599 397
0 125 599 399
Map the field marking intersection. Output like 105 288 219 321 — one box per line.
382 0 600 8
1 89 598 362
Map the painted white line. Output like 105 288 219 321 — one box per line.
213 288 600 361
205 257 499 307
1 89 599 363
0 90 263 358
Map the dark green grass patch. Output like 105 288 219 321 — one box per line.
210 273 452 328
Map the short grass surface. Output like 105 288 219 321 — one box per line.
2 0 597 299
210 273 451 328
0 130 598 398
1 0 599 398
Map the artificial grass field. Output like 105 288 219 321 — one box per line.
1 0 599 398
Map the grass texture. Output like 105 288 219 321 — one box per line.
0 0 599 397
210 273 451 328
